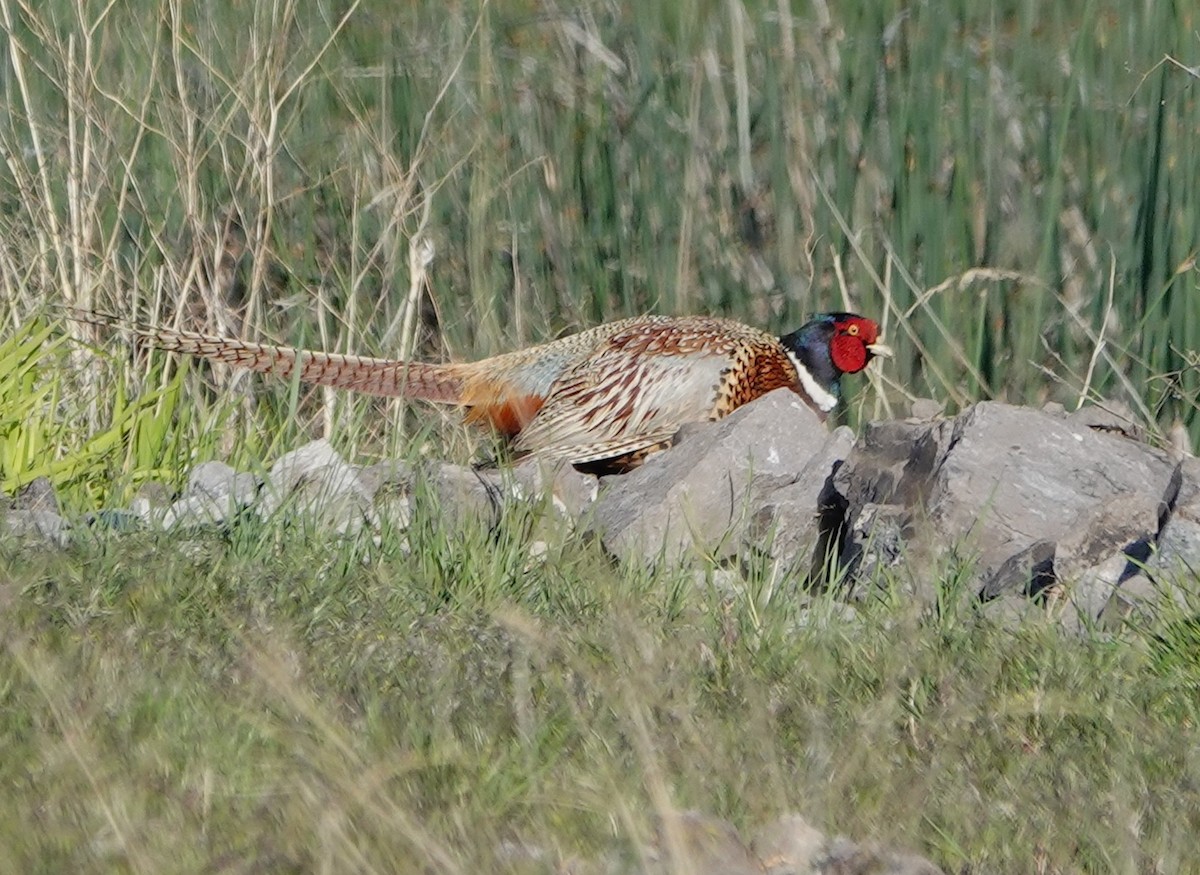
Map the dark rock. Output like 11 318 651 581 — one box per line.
835 501 916 598
831 418 957 602
833 418 955 514
978 540 1056 602
836 402 1178 616
1101 456 1200 624
748 426 856 574
591 389 846 565
1152 456 1200 577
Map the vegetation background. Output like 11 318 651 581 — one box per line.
0 1 1198 872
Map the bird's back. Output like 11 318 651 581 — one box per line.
491 315 797 465
473 314 783 393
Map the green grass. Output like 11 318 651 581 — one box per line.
1 0 1200 871
2 510 1199 873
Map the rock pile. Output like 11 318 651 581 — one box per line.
4 390 1198 627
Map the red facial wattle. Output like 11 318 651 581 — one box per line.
830 333 868 373
829 317 881 374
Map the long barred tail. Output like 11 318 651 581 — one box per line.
69 310 468 403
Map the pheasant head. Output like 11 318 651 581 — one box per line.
779 312 892 414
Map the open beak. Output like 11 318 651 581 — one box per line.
867 341 893 359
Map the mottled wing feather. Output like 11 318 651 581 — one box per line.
534 429 684 466
512 346 733 462
512 318 799 464
452 318 651 436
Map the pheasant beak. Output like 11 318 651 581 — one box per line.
866 340 893 359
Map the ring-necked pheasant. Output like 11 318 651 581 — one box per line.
78 311 891 471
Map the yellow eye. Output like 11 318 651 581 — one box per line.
846 324 860 336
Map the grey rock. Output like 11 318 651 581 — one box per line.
793 601 861 630
1101 456 1200 623
360 459 416 532
908 398 944 420
358 457 595 538
15 476 59 514
1064 401 1146 442
134 480 174 507
1063 552 1140 632
163 460 263 529
944 405 1172 593
357 459 414 498
129 480 173 524
257 439 378 537
1054 490 1159 580
592 389 845 565
362 459 498 531
162 494 241 529
424 462 505 531
691 566 748 600
184 460 261 506
506 458 601 550
837 402 1178 613
1098 572 1158 629
509 457 600 521
1152 456 1200 577
2 508 69 548
748 425 857 573
493 838 600 875
493 837 552 869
